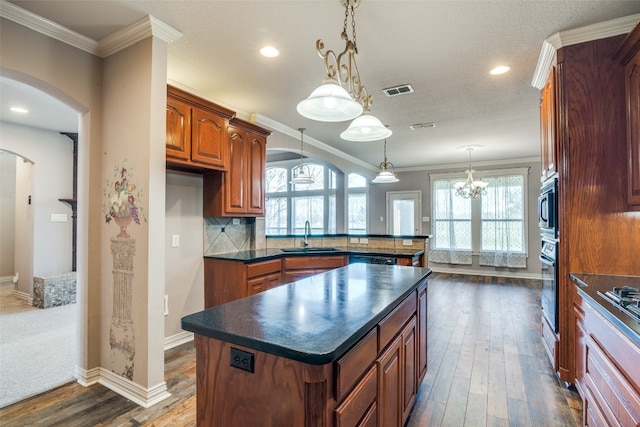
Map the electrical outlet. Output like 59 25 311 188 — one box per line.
232 218 240 225
171 234 180 247
402 239 413 246
350 237 359 244
230 347 254 373
164 295 169 316
422 216 430 222
359 238 368 244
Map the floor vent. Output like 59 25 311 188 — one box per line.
382 84 414 97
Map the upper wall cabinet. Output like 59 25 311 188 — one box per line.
540 64 558 182
615 22 640 210
166 85 235 172
203 117 271 217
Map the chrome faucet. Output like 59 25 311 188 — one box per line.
303 220 311 247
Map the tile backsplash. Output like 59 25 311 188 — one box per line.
204 217 255 255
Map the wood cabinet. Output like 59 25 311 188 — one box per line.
166 85 234 171
574 293 640 427
283 255 347 283
203 258 282 307
540 65 558 181
396 255 422 267
615 22 640 210
417 281 428 384
204 117 270 217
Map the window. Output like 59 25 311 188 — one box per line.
265 163 337 235
429 168 528 268
347 173 367 234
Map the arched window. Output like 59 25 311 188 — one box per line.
347 173 368 234
265 163 337 235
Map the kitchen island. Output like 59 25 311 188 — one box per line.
182 263 431 427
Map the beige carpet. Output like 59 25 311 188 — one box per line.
0 281 76 408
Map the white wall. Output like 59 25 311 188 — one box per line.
0 152 16 277
165 170 204 339
0 122 73 292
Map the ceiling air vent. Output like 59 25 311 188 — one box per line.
382 84 414 97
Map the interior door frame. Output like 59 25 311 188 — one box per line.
386 190 422 235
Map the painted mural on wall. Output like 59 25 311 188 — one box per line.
103 160 145 380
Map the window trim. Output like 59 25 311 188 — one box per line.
346 172 368 234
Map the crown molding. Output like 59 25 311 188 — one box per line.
0 0 182 58
532 13 640 89
99 15 182 57
397 157 540 173
251 113 378 172
0 0 100 55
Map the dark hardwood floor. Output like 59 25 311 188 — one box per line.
0 272 581 426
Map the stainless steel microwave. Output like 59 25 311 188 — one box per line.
538 178 558 238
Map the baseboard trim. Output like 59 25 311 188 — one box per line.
75 365 100 386
430 266 542 281
13 290 32 304
98 369 171 408
164 331 193 351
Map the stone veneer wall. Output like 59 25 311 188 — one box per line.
32 272 76 308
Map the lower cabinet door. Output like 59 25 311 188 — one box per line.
377 334 402 427
402 317 417 424
334 365 377 427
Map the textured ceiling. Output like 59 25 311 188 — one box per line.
3 1 640 169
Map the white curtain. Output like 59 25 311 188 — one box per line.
429 178 472 265
478 175 527 268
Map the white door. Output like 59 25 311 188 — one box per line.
386 191 421 235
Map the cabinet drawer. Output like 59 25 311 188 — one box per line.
246 259 281 279
284 256 346 270
334 364 377 427
335 328 378 401
585 337 640 427
378 293 417 352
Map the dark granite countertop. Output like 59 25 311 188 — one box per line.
266 233 431 239
181 264 432 365
204 246 424 262
570 273 640 346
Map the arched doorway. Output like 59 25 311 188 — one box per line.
0 75 82 407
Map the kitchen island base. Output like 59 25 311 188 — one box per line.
184 265 430 427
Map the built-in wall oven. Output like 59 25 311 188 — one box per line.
539 176 559 333
540 237 558 333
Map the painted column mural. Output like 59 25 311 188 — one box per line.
103 161 144 380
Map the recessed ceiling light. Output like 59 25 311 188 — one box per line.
490 66 510 75
10 106 29 114
260 46 279 58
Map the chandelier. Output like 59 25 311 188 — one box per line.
290 128 315 185
296 0 392 142
371 139 398 183
453 147 488 198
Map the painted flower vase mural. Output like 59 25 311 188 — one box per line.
103 162 144 238
103 160 145 381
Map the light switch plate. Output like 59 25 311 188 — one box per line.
350 237 359 243
360 238 369 244
50 213 68 222
402 239 412 246
171 234 180 247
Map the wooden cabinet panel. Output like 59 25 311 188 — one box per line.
166 85 234 172
166 96 191 161
284 256 347 271
615 23 640 209
417 281 428 384
334 365 377 427
191 107 228 169
378 294 417 353
401 316 417 425
335 328 378 401
377 334 402 427
541 314 558 372
540 66 557 181
203 118 270 217
246 258 281 278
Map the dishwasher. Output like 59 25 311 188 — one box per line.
348 255 397 265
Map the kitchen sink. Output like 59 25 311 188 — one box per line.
279 247 339 253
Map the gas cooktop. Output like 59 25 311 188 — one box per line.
598 286 640 323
